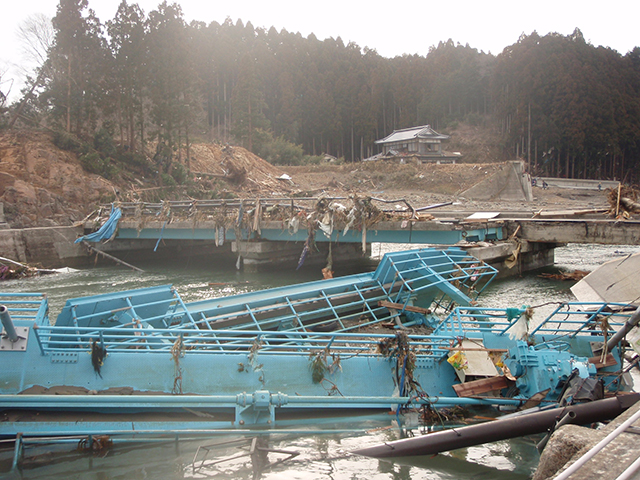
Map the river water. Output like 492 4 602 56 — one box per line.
1 243 638 480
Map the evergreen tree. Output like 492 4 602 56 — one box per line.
145 1 197 167
106 0 147 151
22 2 640 181
231 52 269 151
46 0 108 135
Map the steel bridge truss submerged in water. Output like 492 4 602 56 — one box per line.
0 248 636 440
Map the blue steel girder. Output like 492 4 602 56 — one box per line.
115 220 505 245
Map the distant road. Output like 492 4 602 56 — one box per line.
535 177 619 190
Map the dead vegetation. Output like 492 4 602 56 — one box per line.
606 184 640 219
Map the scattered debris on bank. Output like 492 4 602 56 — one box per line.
538 270 590 281
0 256 74 280
607 184 640 219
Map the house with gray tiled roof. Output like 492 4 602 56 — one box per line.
373 125 460 163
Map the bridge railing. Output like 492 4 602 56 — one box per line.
435 302 633 338
33 323 457 362
0 293 49 325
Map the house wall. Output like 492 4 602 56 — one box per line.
382 139 442 155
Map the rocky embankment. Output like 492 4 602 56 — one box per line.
0 131 113 228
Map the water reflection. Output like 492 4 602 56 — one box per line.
1 426 539 479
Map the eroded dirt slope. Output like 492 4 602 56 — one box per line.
0 131 113 227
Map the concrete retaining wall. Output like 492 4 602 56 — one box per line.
0 226 87 268
461 161 534 202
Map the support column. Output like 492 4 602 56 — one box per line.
232 240 371 273
467 241 558 278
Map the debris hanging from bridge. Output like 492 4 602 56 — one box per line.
88 196 448 242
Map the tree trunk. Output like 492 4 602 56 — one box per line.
247 94 252 152
66 55 72 133
185 122 190 169
8 68 46 128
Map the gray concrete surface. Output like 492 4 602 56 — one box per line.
534 398 640 480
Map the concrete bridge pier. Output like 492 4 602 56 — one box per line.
467 240 559 278
231 238 556 275
232 240 371 273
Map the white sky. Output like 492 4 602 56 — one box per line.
2 0 639 100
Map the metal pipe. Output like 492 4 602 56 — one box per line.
13 427 373 441
0 305 18 342
0 393 525 410
606 306 640 352
352 393 640 458
554 405 640 480
537 410 576 452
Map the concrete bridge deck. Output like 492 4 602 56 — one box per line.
95 199 640 247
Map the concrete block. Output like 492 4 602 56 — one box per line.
461 160 533 202
535 401 640 480
533 425 600 480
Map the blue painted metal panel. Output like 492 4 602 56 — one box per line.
55 284 177 328
0 249 634 436
115 224 504 244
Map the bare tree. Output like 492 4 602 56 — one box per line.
9 13 54 127
16 13 54 71
0 68 11 106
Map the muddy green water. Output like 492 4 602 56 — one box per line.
1 243 638 479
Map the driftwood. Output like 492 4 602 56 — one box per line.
0 256 64 279
535 208 609 218
538 270 589 281
620 196 640 213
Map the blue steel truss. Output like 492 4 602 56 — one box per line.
0 247 636 443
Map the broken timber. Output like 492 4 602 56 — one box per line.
81 240 145 273
452 375 510 397
377 301 431 315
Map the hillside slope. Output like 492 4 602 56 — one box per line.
0 126 606 229
0 131 113 228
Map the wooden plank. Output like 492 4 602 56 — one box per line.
378 300 431 315
442 347 508 353
588 353 617 370
536 208 609 218
453 376 509 397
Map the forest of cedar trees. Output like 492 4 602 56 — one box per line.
3 0 640 185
